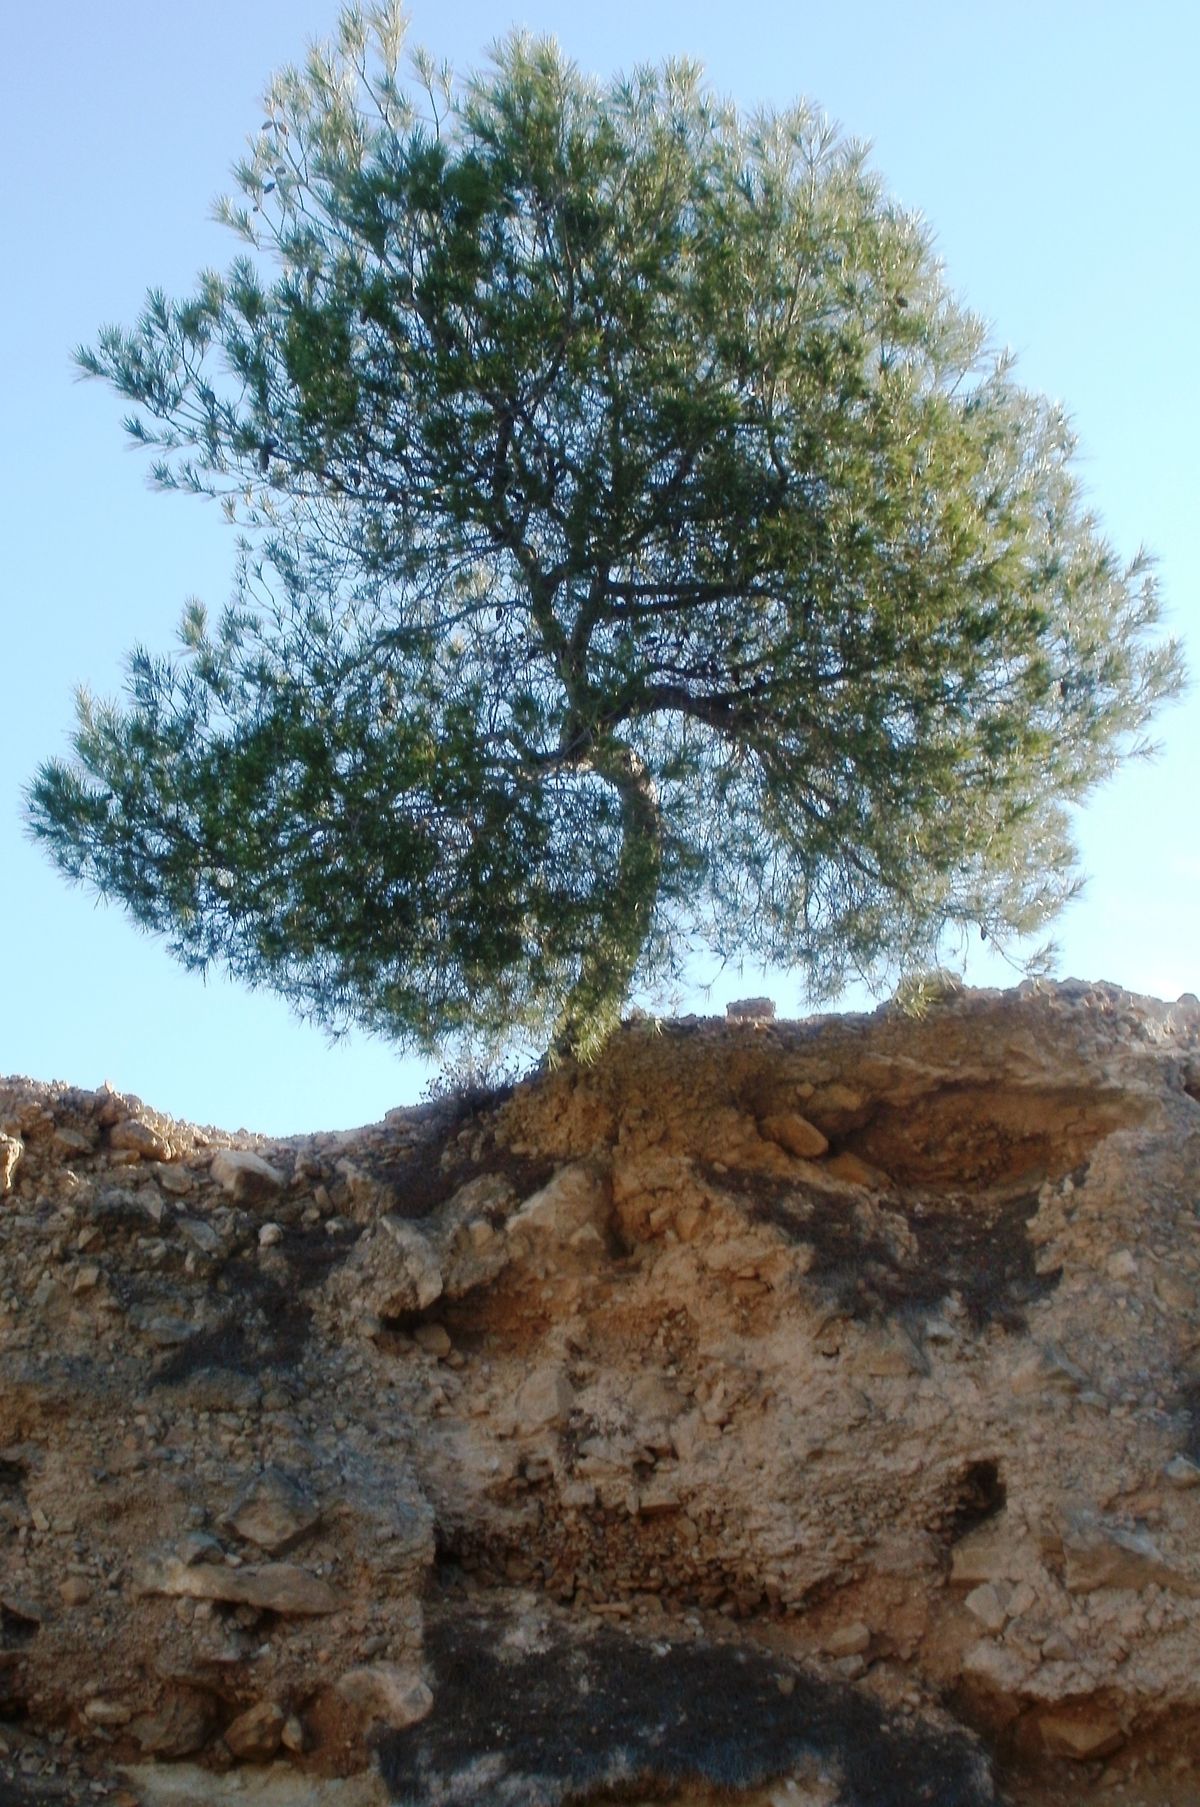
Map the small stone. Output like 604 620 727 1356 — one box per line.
130 1692 216 1757
373 1216 445 1312
759 1112 829 1160
224 1699 286 1762
83 1699 133 1727
223 1468 321 1554
964 1582 1010 1633
962 1639 1031 1693
0 1135 23 1195
72 1265 101 1295
413 1322 452 1358
53 1127 96 1157
258 1222 284 1248
822 1151 891 1189
1061 1509 1200 1596
280 1714 307 1754
1156 1272 1197 1312
822 1621 871 1658
152 1162 194 1196
135 1554 344 1615
1106 1249 1137 1281
58 1576 92 1607
336 1664 433 1729
512 1365 574 1434
1040 1628 1076 1662
210 1148 285 1203
109 1119 171 1162
1038 1710 1126 1761
1165 1454 1200 1489
177 1215 221 1254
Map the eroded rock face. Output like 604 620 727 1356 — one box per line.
1 982 1199 1807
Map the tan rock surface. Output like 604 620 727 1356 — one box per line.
1 980 1199 1806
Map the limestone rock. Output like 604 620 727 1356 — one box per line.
1037 1709 1126 1761
822 1150 890 1189
210 1147 285 1202
336 1664 433 1728
130 1693 216 1758
513 1364 574 1435
109 1118 171 1162
1061 1510 1200 1597
223 1468 321 1554
508 1162 608 1245
135 1554 344 1615
759 1111 829 1159
224 1699 287 1762
0 1133 22 1194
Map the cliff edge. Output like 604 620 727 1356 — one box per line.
2 981 1200 1806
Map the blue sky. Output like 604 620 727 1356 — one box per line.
3 1 1196 1132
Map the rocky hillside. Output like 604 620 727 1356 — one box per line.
2 981 1200 1807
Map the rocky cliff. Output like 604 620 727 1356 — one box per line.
2 982 1200 1807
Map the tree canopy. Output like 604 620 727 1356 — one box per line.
28 4 1181 1062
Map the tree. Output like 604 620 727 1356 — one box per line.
28 5 1182 1063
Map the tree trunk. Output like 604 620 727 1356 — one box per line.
550 737 662 1064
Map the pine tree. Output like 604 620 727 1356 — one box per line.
28 5 1182 1062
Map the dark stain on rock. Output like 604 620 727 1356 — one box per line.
377 1606 998 1806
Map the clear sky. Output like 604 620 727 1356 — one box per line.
3 1 1196 1134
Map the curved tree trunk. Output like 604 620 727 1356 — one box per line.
550 737 662 1064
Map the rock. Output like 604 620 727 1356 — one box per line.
53 1126 96 1157
759 1112 829 1160
58 1576 92 1606
964 1582 1010 1633
513 1365 574 1435
135 1555 345 1615
1010 1343 1087 1396
130 1692 216 1757
128 1308 195 1347
223 1699 286 1761
223 1468 321 1554
854 1323 927 1377
1156 1272 1197 1312
109 1119 171 1162
961 1639 1032 1695
413 1322 452 1358
636 1475 684 1515
336 1664 433 1729
821 1150 890 1188
258 1221 284 1248
1061 1510 1200 1597
1166 1454 1200 1489
177 1215 221 1255
82 1699 133 1727
822 1622 871 1658
210 1147 285 1202
0 1133 22 1194
152 1162 194 1196
376 1216 444 1312
1038 1710 1126 1761
508 1162 608 1245
280 1713 307 1753
950 1518 1025 1587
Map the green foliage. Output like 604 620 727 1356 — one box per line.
29 4 1182 1062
